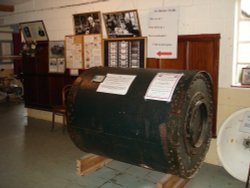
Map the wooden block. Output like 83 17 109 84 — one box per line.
76 153 112 176
156 174 189 188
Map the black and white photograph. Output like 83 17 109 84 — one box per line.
104 37 146 68
19 20 49 42
49 58 65 73
48 41 65 73
73 11 102 35
49 41 65 58
103 9 141 38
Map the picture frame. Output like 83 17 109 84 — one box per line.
241 68 250 85
103 37 146 68
48 41 65 74
19 20 49 42
49 58 65 74
49 41 65 58
73 11 102 35
103 9 141 38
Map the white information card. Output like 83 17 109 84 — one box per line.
147 7 179 59
97 74 136 95
144 73 183 102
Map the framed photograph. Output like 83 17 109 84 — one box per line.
19 20 49 42
49 58 65 73
103 9 141 38
241 68 250 85
103 37 146 68
49 41 64 58
48 41 65 73
73 11 102 35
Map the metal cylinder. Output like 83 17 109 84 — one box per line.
66 67 213 178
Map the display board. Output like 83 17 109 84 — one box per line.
65 34 103 70
103 37 146 68
65 35 83 69
83 34 103 69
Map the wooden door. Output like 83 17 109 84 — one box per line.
146 34 220 137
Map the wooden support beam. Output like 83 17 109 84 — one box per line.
76 153 112 176
156 174 189 188
76 153 189 188
0 4 14 12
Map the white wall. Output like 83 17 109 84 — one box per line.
2 0 249 167
1 0 236 87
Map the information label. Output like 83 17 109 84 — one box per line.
144 73 183 102
147 7 179 59
97 74 136 95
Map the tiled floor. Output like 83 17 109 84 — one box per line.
0 100 246 188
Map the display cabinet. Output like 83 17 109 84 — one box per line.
103 37 146 68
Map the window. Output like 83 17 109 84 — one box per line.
233 0 250 86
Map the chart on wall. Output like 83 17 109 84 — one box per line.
48 41 65 73
83 34 103 69
65 35 83 69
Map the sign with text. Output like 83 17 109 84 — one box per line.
144 73 183 102
97 74 136 95
147 7 179 59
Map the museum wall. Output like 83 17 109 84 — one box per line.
1 0 250 166
1 0 235 87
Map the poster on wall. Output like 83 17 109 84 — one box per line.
19 20 49 42
49 41 65 73
83 34 103 69
147 7 179 59
65 35 83 69
49 58 65 73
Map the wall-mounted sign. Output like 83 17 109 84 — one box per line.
147 7 179 59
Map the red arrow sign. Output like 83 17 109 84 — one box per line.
156 51 172 56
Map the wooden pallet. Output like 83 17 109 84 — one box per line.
76 153 189 188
